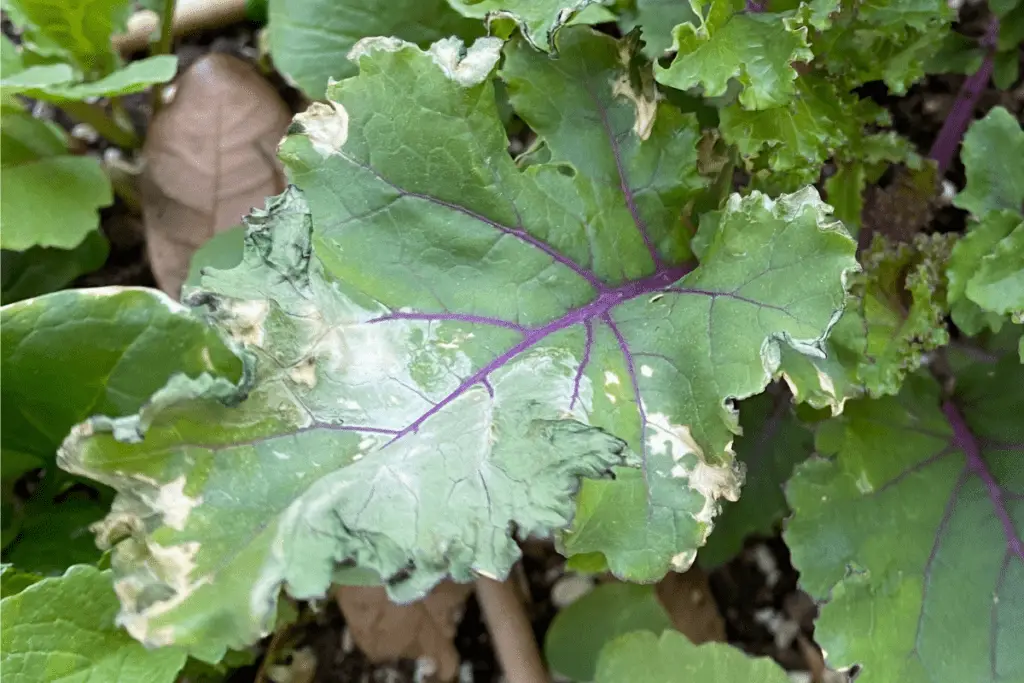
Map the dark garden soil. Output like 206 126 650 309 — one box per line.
8 4 1021 681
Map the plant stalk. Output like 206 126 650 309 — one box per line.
58 99 141 149
150 0 178 114
928 16 1000 175
475 576 548 683
153 0 178 56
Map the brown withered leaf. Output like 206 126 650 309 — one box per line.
335 582 473 682
142 52 290 296
655 565 726 645
860 164 939 249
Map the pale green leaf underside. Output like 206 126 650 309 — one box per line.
596 630 791 682
60 32 854 659
0 565 186 683
785 364 1024 681
11 56 179 101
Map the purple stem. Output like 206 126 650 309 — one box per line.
745 0 767 11
942 400 1024 561
928 16 1000 176
569 320 595 410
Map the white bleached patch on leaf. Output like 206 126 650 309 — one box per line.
293 100 349 158
149 476 202 531
427 37 503 87
219 298 269 347
611 73 659 141
646 411 743 531
347 36 407 61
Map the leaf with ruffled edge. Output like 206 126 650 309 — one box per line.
655 0 813 110
786 360 1024 681
447 0 601 52
59 32 855 660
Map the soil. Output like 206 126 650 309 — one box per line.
9 3 1021 681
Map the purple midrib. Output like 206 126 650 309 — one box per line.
942 401 1024 561
385 266 690 444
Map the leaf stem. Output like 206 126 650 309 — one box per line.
253 624 289 683
151 0 178 114
474 576 547 683
58 99 141 149
153 0 178 56
928 16 999 176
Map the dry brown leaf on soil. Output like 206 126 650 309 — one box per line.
334 581 473 682
141 52 290 296
654 565 727 645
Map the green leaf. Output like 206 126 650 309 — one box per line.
1 287 244 572
785 360 1024 681
954 107 1024 219
947 210 1024 334
655 0 813 110
59 33 854 659
266 0 482 98
924 32 985 75
0 564 41 599
545 583 672 681
811 0 952 94
2 287 243 468
779 232 954 404
618 0 700 58
0 109 112 251
775 308 863 414
719 75 881 177
1 230 110 305
854 233 954 396
824 132 920 233
184 224 246 291
3 0 132 78
0 565 187 683
595 630 791 682
965 219 1023 317
3 492 112 574
447 0 601 51
699 390 812 567
825 164 867 230
993 49 1020 90
502 28 707 266
18 55 179 102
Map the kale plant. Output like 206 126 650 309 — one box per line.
2 0 1021 681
